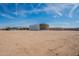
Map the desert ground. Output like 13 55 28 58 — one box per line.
0 30 79 56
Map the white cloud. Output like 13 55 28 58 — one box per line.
0 3 18 16
17 3 64 17
75 20 79 23
43 3 79 18
0 13 15 19
69 4 79 18
15 3 18 16
46 4 63 16
0 3 9 13
0 3 79 19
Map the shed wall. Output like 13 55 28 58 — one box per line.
29 24 40 30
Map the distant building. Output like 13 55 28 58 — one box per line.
29 24 49 30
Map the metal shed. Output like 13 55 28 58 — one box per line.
29 24 49 30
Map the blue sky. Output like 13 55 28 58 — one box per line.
0 3 79 28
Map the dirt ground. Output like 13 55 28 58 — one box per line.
0 30 79 56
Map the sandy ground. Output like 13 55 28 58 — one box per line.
0 30 79 56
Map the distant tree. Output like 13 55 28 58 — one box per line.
5 27 11 30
